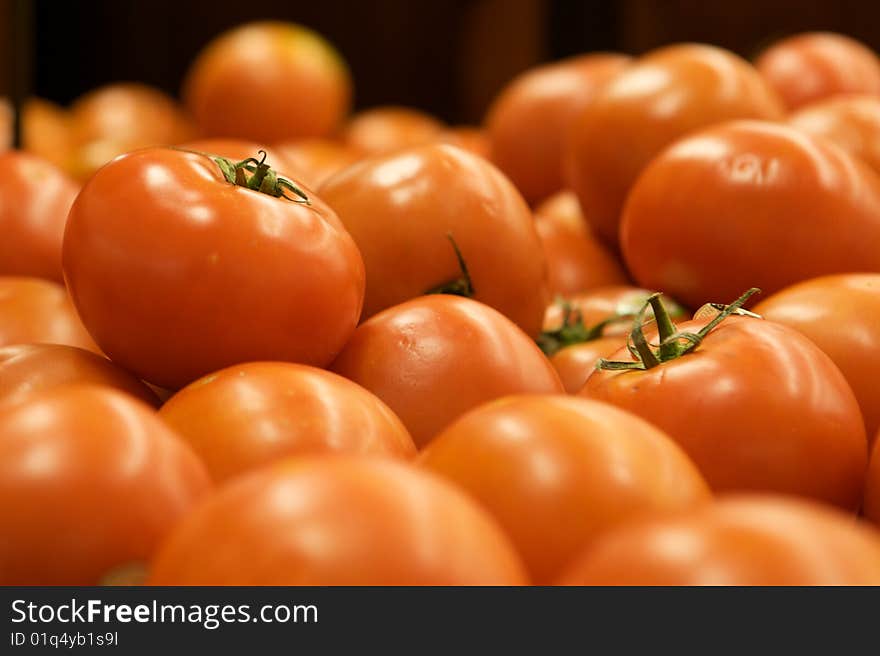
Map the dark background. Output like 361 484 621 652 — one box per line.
4 0 880 123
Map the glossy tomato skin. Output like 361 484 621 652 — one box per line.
332 295 563 447
341 106 445 156
0 277 96 351
63 147 365 390
0 152 78 282
550 338 623 394
582 316 867 510
756 32 880 111
320 143 547 336
566 44 784 247
184 22 351 142
0 343 158 408
865 437 880 524
160 362 415 483
622 121 880 309
420 395 709 583
788 95 880 174
272 138 362 188
147 457 528 585
487 54 630 203
754 274 880 443
0 385 211 585
558 495 880 585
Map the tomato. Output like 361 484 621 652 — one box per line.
341 106 445 155
0 343 158 408
0 277 96 351
0 385 211 584
582 298 867 509
865 437 880 524
754 275 880 444
487 54 630 203
534 191 628 296
420 395 709 583
549 339 623 394
559 495 880 585
0 151 78 282
63 147 364 390
622 121 880 309
566 44 784 247
788 95 880 174
331 295 562 447
756 32 880 111
160 362 415 483
319 143 547 335
147 457 528 585
21 98 74 172
272 138 362 188
0 97 11 153
436 126 491 159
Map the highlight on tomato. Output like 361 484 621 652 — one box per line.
341 106 445 156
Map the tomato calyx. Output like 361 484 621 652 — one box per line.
596 287 762 371
537 301 628 356
212 150 311 204
426 233 475 298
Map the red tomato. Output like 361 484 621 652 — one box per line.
63 147 365 389
420 395 709 582
341 106 445 156
319 143 547 336
756 32 880 111
160 362 415 482
754 274 880 443
559 495 880 585
0 151 78 282
21 98 73 171
0 277 96 352
566 44 784 247
788 94 880 174
183 22 351 142
0 385 211 584
332 295 563 447
622 121 880 308
147 457 528 585
272 138 362 188
865 437 880 524
0 343 158 408
549 339 623 394
0 97 11 153
582 306 867 509
487 54 630 203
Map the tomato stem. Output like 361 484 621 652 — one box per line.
426 234 475 298
537 300 632 356
209 149 311 204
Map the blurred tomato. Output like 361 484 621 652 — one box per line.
0 385 211 584
0 98 11 152
0 277 96 351
21 98 74 171
184 22 351 142
559 495 880 585
148 457 528 585
0 151 78 282
420 395 709 583
272 138 361 188
436 126 490 159
865 438 880 524
487 53 630 203
160 362 415 483
566 44 784 247
622 121 880 308
320 143 547 335
332 295 562 447
341 106 445 155
756 32 880 111
0 343 158 408
63 147 364 389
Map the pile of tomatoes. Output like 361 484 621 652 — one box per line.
4 22 880 586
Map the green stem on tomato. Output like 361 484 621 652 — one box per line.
426 234 475 298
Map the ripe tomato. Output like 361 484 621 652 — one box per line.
566 44 784 247
754 275 880 443
865 437 880 524
622 121 880 308
0 151 78 282
184 22 351 142
0 277 96 351
0 343 158 408
0 385 211 585
436 126 490 159
549 339 623 394
487 53 630 203
331 295 563 447
582 298 867 509
160 362 415 483
788 95 880 174
559 495 880 585
147 457 528 585
63 147 365 390
272 138 362 188
341 106 445 156
756 32 880 111
21 98 74 172
319 143 547 335
420 395 709 583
